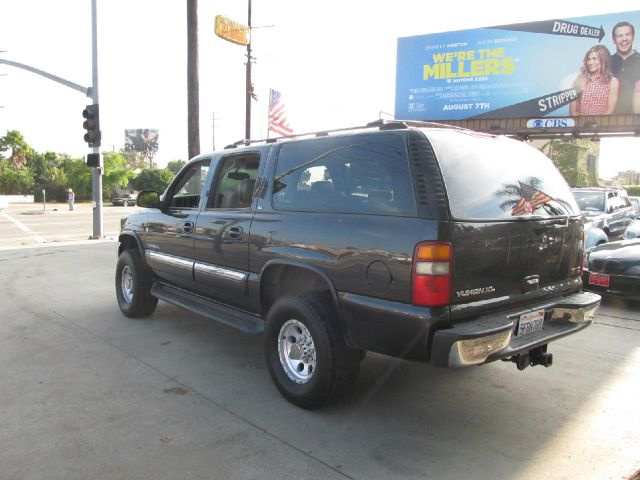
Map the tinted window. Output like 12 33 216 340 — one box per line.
208 154 259 209
424 130 579 219
272 134 416 216
169 160 210 209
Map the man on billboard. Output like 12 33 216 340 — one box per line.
610 21 640 113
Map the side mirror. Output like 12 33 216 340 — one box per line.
137 190 161 208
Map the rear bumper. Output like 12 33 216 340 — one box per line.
430 291 601 367
581 270 640 301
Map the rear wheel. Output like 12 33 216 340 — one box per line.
264 291 360 409
115 250 158 317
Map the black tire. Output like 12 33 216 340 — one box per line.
115 250 158 318
264 291 360 409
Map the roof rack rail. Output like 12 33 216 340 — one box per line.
376 119 476 133
221 119 477 149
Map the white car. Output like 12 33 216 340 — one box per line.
0 198 8 210
624 216 640 240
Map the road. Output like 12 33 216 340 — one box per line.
0 202 132 249
0 204 639 480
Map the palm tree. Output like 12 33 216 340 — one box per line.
0 130 33 169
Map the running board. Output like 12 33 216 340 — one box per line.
151 282 264 335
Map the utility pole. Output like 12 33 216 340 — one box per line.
244 0 252 140
187 0 200 159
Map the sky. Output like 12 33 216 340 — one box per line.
1 0 639 179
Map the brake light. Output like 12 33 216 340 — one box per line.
412 242 452 307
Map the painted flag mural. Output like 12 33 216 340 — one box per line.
268 89 294 137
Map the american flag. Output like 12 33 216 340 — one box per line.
268 88 294 137
511 181 554 216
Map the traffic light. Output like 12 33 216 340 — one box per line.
82 104 101 147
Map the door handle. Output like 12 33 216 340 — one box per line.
183 221 194 233
228 226 243 240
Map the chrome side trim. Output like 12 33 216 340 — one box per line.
146 251 194 270
194 261 247 283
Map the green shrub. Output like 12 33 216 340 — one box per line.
624 185 640 196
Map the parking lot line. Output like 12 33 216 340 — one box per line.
0 212 46 244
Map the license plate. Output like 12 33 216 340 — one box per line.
589 272 610 287
517 310 545 336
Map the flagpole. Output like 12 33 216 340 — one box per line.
267 88 272 139
244 0 252 140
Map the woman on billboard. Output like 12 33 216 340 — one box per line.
570 45 620 115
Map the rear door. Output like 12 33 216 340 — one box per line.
192 150 264 308
423 130 583 312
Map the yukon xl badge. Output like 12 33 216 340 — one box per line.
456 286 496 298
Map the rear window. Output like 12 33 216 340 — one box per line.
424 130 580 220
573 191 605 213
272 134 416 216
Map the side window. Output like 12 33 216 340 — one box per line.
207 154 260 209
169 160 210 209
609 194 622 212
272 134 416 216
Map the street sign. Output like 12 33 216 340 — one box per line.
214 15 250 46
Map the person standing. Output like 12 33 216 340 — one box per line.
67 188 75 211
610 21 640 114
570 45 619 116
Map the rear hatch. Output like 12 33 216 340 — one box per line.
422 130 583 313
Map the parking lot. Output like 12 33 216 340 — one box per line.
1 203 639 479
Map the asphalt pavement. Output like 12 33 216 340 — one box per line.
0 202 131 249
0 206 639 480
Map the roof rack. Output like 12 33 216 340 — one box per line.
223 119 474 149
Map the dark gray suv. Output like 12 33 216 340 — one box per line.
115 121 600 408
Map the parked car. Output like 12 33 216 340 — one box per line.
584 221 608 250
623 214 640 240
112 193 137 207
115 121 600 408
572 187 635 238
629 196 640 215
582 239 640 303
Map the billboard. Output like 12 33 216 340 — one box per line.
395 10 640 121
124 129 159 153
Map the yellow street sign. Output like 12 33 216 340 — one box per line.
214 15 250 46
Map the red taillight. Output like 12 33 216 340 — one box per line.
412 242 452 307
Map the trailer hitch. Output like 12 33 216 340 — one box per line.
506 345 553 371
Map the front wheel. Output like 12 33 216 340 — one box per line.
115 250 158 318
264 291 360 409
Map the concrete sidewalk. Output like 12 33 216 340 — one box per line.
1 243 639 480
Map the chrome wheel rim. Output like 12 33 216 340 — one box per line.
121 265 134 304
278 319 316 384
